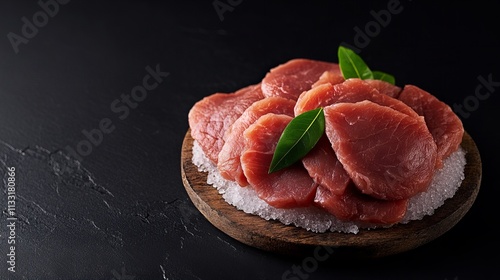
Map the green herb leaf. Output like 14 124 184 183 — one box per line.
268 108 325 174
337 46 397 85
372 71 396 85
338 46 374 80
268 47 397 174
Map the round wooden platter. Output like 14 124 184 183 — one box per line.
180 129 481 258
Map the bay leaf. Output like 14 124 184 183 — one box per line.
372 70 396 85
268 108 325 173
338 46 374 80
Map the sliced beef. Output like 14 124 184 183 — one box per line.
188 58 464 227
296 79 418 198
324 100 438 200
295 79 417 117
188 84 264 164
302 135 351 195
364 79 402 98
261 59 341 100
311 70 345 88
217 97 296 186
398 85 464 167
314 184 408 225
240 113 318 208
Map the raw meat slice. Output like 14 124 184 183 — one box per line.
364 79 402 98
240 113 318 208
311 72 400 96
324 100 438 200
295 79 418 117
311 70 345 88
218 97 296 186
188 84 264 164
301 135 351 195
261 59 341 100
398 85 464 167
296 79 417 197
314 185 408 225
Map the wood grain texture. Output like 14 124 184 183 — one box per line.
181 129 481 258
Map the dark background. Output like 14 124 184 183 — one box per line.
0 1 498 279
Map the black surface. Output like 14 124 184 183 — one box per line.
0 1 498 279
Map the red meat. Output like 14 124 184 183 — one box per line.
324 100 438 200
314 185 408 225
240 114 318 208
398 85 464 167
218 97 296 186
296 79 419 198
261 59 341 100
295 79 417 117
302 135 351 196
364 79 402 98
311 70 345 88
188 84 263 163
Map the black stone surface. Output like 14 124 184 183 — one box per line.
0 1 498 279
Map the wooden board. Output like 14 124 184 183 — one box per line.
181 129 481 258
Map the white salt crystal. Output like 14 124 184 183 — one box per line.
401 147 466 223
191 141 467 234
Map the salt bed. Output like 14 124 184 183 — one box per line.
192 141 466 234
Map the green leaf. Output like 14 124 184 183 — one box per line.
268 108 325 174
372 71 396 85
338 46 374 80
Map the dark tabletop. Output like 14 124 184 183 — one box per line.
0 1 499 279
